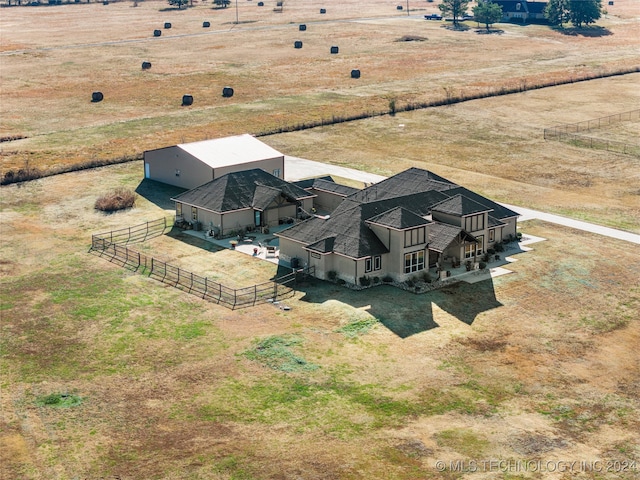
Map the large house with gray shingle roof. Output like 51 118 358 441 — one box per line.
277 167 519 285
171 168 315 235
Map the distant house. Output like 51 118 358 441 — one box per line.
491 0 547 23
143 134 285 190
277 168 519 285
171 169 315 236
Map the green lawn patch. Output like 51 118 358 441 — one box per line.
36 392 83 408
243 335 319 372
335 316 379 338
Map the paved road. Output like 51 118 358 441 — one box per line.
284 156 640 245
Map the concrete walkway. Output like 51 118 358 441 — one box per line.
284 156 640 245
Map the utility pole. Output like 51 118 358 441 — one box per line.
235 0 239 23
406 0 409 16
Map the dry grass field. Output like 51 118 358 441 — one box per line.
1 0 639 171
1 0 640 479
1 158 639 480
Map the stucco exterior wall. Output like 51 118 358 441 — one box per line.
306 252 334 280
368 224 391 249
301 198 315 216
220 209 255 235
501 217 518 239
311 190 347 213
264 204 297 227
278 238 308 266
432 211 461 227
332 254 358 284
145 147 213 190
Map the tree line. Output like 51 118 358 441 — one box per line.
438 0 604 29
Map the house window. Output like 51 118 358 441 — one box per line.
365 255 382 273
176 203 182 217
464 243 476 259
464 214 485 232
489 229 495 242
404 251 425 273
273 168 281 178
476 235 484 256
191 206 198 221
175 169 181 177
404 227 426 247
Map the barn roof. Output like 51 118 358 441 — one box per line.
177 134 284 169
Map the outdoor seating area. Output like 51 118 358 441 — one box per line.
180 222 297 265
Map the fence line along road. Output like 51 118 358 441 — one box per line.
90 217 312 309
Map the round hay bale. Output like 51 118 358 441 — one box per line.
141 61 152 70
164 22 172 29
320 8 326 14
294 40 303 49
91 91 104 103
182 94 193 106
330 45 339 54
153 29 161 37
222 86 234 98
203 21 210 28
396 5 402 10
299 24 306 31
351 69 360 79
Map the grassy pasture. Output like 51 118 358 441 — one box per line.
1 0 639 171
1 162 639 479
1 0 640 478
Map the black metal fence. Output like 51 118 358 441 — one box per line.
544 109 640 157
90 218 312 309
91 217 172 246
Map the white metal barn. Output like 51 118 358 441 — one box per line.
143 134 285 190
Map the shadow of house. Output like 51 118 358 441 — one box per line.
428 277 503 326
135 178 187 210
294 276 503 338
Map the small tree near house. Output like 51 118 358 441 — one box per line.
545 0 602 27
568 0 602 27
545 0 570 26
439 0 471 26
473 1 503 31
